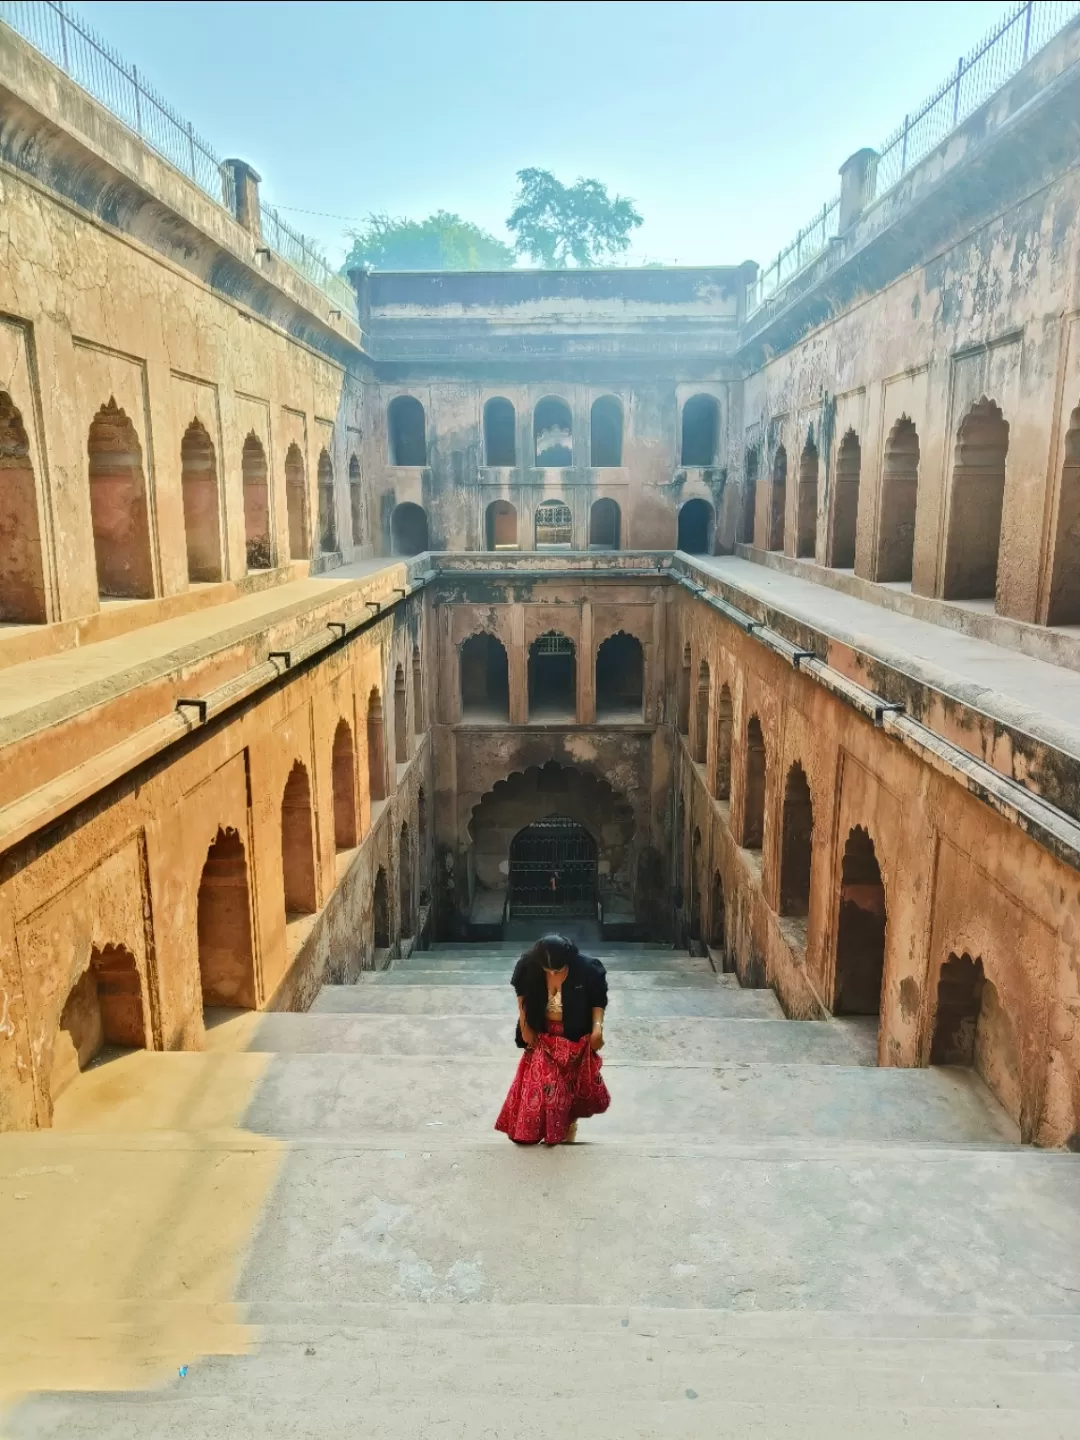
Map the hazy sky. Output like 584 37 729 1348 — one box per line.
77 0 1012 267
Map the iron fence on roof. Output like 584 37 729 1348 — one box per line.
746 0 1080 317
0 0 355 312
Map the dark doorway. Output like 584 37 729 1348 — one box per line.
834 826 886 1019
678 498 713 554
742 715 766 849
484 397 516 466
877 416 920 583
595 631 643 719
534 397 573 467
281 761 317 918
796 432 818 559
366 687 386 803
391 502 428 557
373 867 390 949
930 951 1022 1123
399 822 413 939
332 719 358 851
180 418 222 583
1048 403 1080 624
779 762 813 917
590 396 623 467
460 632 510 719
88 400 155 597
197 828 256 1009
317 449 337 553
715 684 733 800
528 632 576 719
394 663 408 763
0 390 47 622
830 429 861 569
589 497 620 549
485 499 517 550
681 394 719 466
388 396 426 466
943 398 1009 601
285 442 309 560
509 817 597 919
740 447 758 544
769 445 787 551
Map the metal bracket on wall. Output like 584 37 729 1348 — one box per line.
874 701 905 726
327 622 347 639
791 650 817 670
176 698 208 723
268 651 292 668
365 601 381 613
393 588 407 599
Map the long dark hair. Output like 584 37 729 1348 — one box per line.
518 934 580 1035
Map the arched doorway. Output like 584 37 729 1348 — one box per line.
241 432 271 570
485 499 517 550
830 429 861 569
528 631 576 719
180 418 222 583
943 398 1009 601
930 952 1022 1124
677 498 713 554
461 632 510 719
399 821 413 939
197 828 256 1009
281 761 317 917
508 817 597 921
285 442 309 560
834 826 886 1020
769 445 787 551
317 449 337 553
0 390 47 622
391 502 428 556
373 867 390 949
483 397 516 466
589 497 620 549
876 416 920 582
796 432 818 559
88 400 155 598
53 943 147 1103
595 632 643 719
332 719 358 851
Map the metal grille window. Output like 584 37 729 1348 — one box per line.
535 501 573 547
509 817 597 918
534 632 574 656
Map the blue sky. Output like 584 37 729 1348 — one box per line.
77 0 1012 267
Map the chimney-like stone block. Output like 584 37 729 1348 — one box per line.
838 148 879 233
223 158 263 239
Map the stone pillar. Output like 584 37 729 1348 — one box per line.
223 159 263 239
509 604 528 725
838 148 879 233
579 600 595 724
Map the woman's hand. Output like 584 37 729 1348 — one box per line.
590 1026 604 1053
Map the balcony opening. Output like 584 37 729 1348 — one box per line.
834 825 886 1025
242 432 272 571
534 397 573 467
485 499 518 550
589 497 620 550
388 396 426 466
681 394 719 467
391 502 429 556
595 631 643 720
590 395 623 467
484 397 516 466
461 632 510 720
535 498 573 548
677 498 713 554
285 442 309 560
88 400 155 597
528 631 576 720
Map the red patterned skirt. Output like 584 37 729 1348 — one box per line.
494 1022 611 1146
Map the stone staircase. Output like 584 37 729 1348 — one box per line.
4 942 1080 1437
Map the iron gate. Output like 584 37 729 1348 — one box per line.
509 816 597 918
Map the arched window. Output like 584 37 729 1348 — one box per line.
412 643 424 734
88 400 155 597
830 429 861 569
740 446 759 545
197 827 256 1009
595 632 643 719
241 431 271 571
930 952 1021 1124
399 821 413 939
460 632 510 719
590 396 623 467
373 867 390 949
796 431 818 559
484 397 516 466
1048 402 1080 624
394 663 408 764
391 502 429 556
54 943 145 1100
535 499 573 548
834 825 886 1021
589 497 620 549
485 499 518 550
876 416 920 583
769 444 787 552
281 760 317 917
714 684 733 800
348 454 363 547
694 659 710 764
742 715 766 850
332 719 358 851
944 398 1009 601
678 643 691 735
681 394 719 467
388 396 426 466
180 418 222 583
366 687 386 804
677 498 713 554
317 448 337 553
285 442 309 561
534 397 573 467
0 391 46 623
779 763 813 918
528 631 576 719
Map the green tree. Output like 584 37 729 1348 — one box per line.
506 169 644 268
341 211 515 271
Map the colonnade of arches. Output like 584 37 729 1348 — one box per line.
50 645 429 1103
0 386 370 623
458 627 644 722
676 649 1025 1128
745 392 1080 622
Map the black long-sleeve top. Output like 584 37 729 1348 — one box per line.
511 953 609 1048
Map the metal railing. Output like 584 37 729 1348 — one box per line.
0 0 355 312
747 0 1080 316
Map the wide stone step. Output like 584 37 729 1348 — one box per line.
311 983 784 1018
208 1013 878 1065
11 1392 1078 1438
394 954 716 975
355 969 747 989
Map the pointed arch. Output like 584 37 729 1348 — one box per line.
876 416 920 582
1047 402 1080 625
834 825 886 1022
391 502 428 556
742 715 766 850
589 497 620 549
779 763 813 918
930 952 1022 1124
714 684 733 800
590 395 623 467
366 687 386 803
485 499 517 550
768 444 787 551
88 400 155 597
483 397 516 466
412 643 425 734
242 432 271 570
677 498 713 554
694 659 710 764
197 827 256 1008
281 761 317 916
388 396 426 465
796 430 818 559
943 398 1009 601
394 663 408 764
285 442 309 561
528 631 576 719
332 718 358 851
595 631 643 718
348 454 364 547
681 394 719 466
180 418 222 583
317 448 337 553
373 867 390 949
534 397 573 467
829 429 861 569
461 632 510 719
54 944 146 1101
399 821 414 939
0 390 47 621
